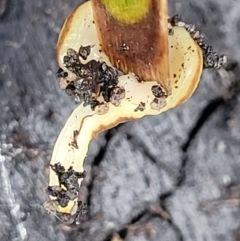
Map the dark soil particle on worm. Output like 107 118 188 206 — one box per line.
134 102 146 112
57 46 122 111
168 15 227 69
45 163 87 224
151 85 167 98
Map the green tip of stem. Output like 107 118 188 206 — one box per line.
102 0 151 24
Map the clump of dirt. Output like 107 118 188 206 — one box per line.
45 163 87 224
57 46 125 111
168 15 227 69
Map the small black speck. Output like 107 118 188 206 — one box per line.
134 102 146 112
119 43 129 53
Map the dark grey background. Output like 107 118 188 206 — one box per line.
0 0 240 240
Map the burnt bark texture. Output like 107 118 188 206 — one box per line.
0 0 240 241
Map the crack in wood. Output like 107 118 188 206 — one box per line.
125 133 177 176
182 98 224 152
159 195 184 241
